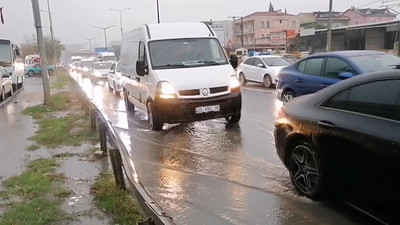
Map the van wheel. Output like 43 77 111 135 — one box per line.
28 71 34 77
147 101 163 131
263 75 273 88
124 89 134 111
225 113 241 124
1 88 5 101
9 86 13 97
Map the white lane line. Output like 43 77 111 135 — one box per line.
256 124 274 135
241 87 275 94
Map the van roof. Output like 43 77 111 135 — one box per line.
145 23 215 40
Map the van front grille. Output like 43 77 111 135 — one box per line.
210 86 228 94
179 89 200 96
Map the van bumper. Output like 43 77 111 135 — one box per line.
153 92 242 123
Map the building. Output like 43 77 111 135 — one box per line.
298 11 350 29
342 7 396 26
295 20 400 54
207 20 234 48
232 10 300 52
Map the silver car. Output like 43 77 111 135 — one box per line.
1 67 13 101
90 61 113 82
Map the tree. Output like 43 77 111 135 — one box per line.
269 2 274 12
20 34 65 65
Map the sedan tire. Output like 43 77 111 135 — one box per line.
239 73 247 86
263 74 273 88
288 140 325 199
282 91 295 104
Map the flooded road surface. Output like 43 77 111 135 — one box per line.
70 72 379 225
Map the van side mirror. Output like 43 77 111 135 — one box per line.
136 59 148 76
229 54 238 69
338 72 354 80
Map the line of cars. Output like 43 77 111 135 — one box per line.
0 66 14 102
271 50 400 224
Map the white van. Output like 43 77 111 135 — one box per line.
121 22 241 131
98 52 117 62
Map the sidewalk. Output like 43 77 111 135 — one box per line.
0 76 111 224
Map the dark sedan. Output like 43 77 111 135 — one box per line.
276 50 400 103
274 70 400 224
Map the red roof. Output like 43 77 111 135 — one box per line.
245 11 295 18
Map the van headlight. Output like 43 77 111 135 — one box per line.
157 81 176 99
230 75 240 91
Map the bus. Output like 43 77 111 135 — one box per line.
0 39 24 90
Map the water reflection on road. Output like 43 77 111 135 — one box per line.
70 71 377 225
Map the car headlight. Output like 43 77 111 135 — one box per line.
230 75 240 90
157 81 176 99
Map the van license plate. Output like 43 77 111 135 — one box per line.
195 105 220 114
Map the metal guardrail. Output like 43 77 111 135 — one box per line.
68 74 175 225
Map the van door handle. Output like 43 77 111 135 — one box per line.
295 79 303 83
318 120 335 129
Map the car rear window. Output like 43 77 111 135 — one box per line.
349 54 400 73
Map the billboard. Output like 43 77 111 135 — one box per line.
270 32 286 45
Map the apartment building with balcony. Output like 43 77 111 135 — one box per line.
233 10 300 52
342 7 396 25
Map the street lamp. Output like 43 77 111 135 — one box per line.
326 0 333 52
93 25 115 51
109 8 131 40
86 38 93 52
156 0 160 23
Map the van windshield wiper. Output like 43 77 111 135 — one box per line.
198 60 221 65
153 63 188 69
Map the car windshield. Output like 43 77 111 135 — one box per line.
94 62 112 69
149 38 228 69
81 60 94 68
262 57 291 67
103 56 116 61
349 54 400 73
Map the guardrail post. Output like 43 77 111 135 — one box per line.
109 148 126 190
138 217 155 225
99 121 107 155
90 109 96 131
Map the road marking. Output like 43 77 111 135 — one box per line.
256 124 274 135
241 87 275 94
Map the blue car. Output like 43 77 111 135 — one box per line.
276 50 400 103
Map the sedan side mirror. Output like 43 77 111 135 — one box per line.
257 63 265 68
338 72 354 80
136 59 148 76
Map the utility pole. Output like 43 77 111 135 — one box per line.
86 38 93 52
46 0 56 66
110 8 131 40
156 0 160 23
93 25 115 51
326 0 333 52
31 0 51 106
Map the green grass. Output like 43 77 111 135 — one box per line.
92 172 144 225
22 91 73 120
0 159 70 225
31 114 98 148
51 69 70 90
26 144 40 151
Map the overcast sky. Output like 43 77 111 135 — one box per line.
0 0 396 46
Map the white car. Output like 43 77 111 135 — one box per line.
107 62 126 95
236 55 291 88
1 67 13 101
90 61 113 82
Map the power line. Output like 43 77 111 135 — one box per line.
356 0 382 8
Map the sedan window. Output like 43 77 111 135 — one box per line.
325 57 357 78
324 79 400 121
244 58 256 66
304 58 324 76
254 58 264 67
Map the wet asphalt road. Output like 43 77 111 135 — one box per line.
70 71 379 225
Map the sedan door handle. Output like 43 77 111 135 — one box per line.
318 120 335 129
295 79 303 83
320 83 330 88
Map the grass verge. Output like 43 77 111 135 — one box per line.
0 159 71 225
92 172 144 225
51 69 70 90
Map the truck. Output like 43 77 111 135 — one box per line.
0 39 24 90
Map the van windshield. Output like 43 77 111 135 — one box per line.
0 42 12 64
103 56 116 61
149 38 228 69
